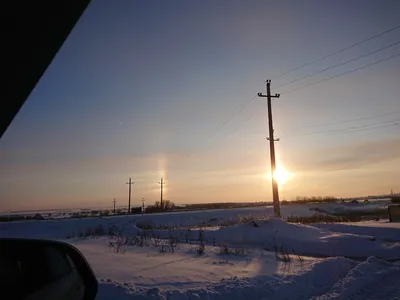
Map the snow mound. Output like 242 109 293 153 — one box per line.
313 223 400 242
211 218 400 260
313 202 388 216
96 257 400 300
317 257 400 300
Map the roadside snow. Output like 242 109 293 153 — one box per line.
316 257 400 300
146 218 400 260
75 238 318 291
0 205 317 239
94 256 399 300
312 202 389 216
72 236 358 300
2 205 400 299
313 222 400 242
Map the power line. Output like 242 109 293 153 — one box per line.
172 99 263 160
277 39 400 89
173 38 400 166
199 95 257 143
177 94 257 162
275 24 400 78
319 122 399 137
301 110 400 128
307 119 398 136
178 99 267 155
283 120 399 139
282 52 400 95
215 105 260 145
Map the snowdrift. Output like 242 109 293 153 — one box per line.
96 256 400 300
211 218 400 260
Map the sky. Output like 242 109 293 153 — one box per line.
1 0 400 211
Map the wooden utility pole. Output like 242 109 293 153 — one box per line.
126 177 134 214
258 79 281 217
158 178 166 210
141 197 145 214
112 198 117 215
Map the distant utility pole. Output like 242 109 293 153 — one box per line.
126 177 134 214
142 197 145 214
112 198 117 215
258 79 281 217
158 178 166 210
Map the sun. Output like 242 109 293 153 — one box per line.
273 167 291 185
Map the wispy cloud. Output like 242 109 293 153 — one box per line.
289 138 400 172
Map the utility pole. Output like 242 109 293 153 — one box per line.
112 198 117 215
258 79 281 217
142 197 145 214
126 177 134 214
158 178 166 210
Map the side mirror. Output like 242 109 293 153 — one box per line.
0 238 98 300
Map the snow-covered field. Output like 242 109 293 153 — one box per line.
1 205 399 299
311 201 390 215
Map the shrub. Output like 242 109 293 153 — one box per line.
220 244 229 254
136 231 151 247
219 215 268 228
196 243 205 255
136 221 154 230
152 234 163 247
168 230 178 253
218 244 247 256
84 224 105 236
276 245 290 262
234 247 246 255
67 224 106 239
272 236 291 262
196 227 205 255
285 214 361 224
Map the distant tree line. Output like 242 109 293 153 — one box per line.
391 196 400 203
145 200 175 213
1 196 348 223
0 213 44 222
183 202 268 210
281 196 339 205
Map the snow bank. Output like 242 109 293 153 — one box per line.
3 204 400 299
317 257 400 299
187 218 400 260
313 223 400 242
95 256 400 300
0 217 141 240
0 205 315 239
94 257 369 300
214 218 324 245
2 213 398 260
313 202 388 216
0 204 320 237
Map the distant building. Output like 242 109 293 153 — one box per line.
33 213 44 220
391 196 400 204
130 207 142 214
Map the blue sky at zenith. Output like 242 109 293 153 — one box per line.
1 0 399 211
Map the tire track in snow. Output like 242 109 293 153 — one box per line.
137 256 198 273
316 257 400 300
95 257 358 299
